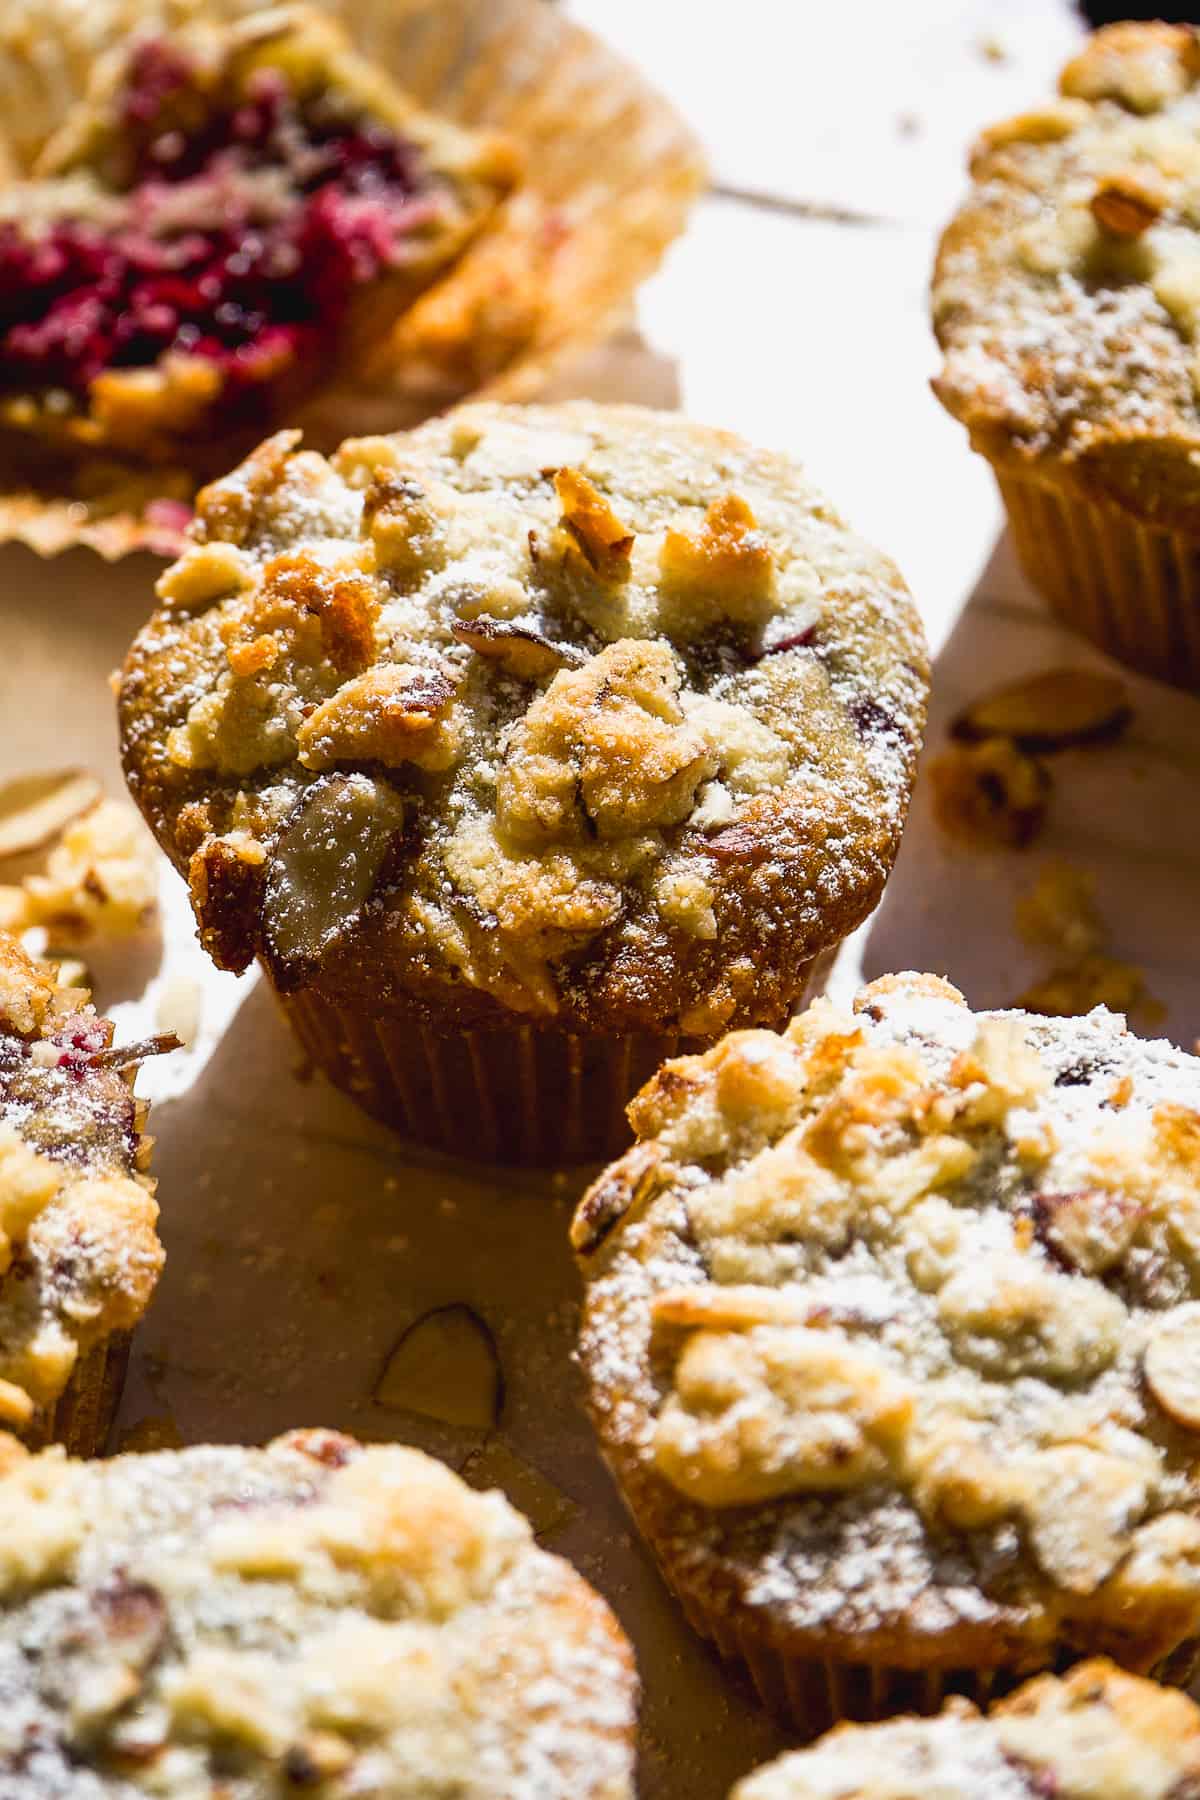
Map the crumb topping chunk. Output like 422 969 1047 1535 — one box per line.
0 932 163 1434
576 973 1200 1661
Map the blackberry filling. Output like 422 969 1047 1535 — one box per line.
0 34 450 439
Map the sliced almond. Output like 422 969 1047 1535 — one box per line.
0 769 102 862
373 1304 503 1430
571 1141 666 1256
261 774 408 991
553 467 634 575
460 1439 576 1539
451 617 586 681
651 1285 811 1331
0 1379 33 1428
1032 1189 1141 1275
950 668 1132 753
1145 1304 1200 1431
1091 172 1165 239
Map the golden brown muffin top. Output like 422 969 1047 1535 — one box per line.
933 23 1200 518
732 1661 1200 1799
0 1428 636 1798
0 931 164 1440
574 974 1200 1669
119 403 927 1034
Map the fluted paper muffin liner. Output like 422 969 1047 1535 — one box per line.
0 0 705 559
671 1582 1200 1741
273 951 831 1167
996 468 1200 691
34 1331 132 1457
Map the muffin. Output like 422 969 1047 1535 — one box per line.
933 22 1200 689
731 1660 1200 1799
118 402 928 1163
573 971 1200 1736
0 1426 638 1795
0 5 515 475
0 928 169 1454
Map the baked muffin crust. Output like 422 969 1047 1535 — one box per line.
0 932 164 1443
574 974 1200 1682
119 403 927 1038
0 1428 636 1796
933 22 1200 524
732 1660 1200 1799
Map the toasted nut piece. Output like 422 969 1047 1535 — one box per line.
1032 1189 1141 1275
553 468 634 575
84 1033 181 1072
451 617 586 681
188 831 268 974
1145 1303 1200 1431
929 738 1050 848
261 774 408 990
1091 172 1166 238
571 1141 667 1256
950 668 1132 752
460 1439 576 1539
93 1579 168 1674
0 1380 33 1429
651 1286 813 1331
282 1736 354 1786
373 1304 502 1429
0 769 102 863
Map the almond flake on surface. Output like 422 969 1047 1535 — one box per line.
0 769 102 862
950 668 1132 753
373 1304 503 1430
155 975 202 1048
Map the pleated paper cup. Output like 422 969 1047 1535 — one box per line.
30 1332 133 1457
0 0 705 559
272 950 833 1168
996 466 1200 692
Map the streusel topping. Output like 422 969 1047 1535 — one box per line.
733 1661 1200 1800
120 404 926 1024
0 1429 636 1798
575 974 1200 1658
934 23 1200 480
0 932 163 1435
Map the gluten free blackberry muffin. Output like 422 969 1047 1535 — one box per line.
0 5 514 475
0 929 168 1455
934 22 1200 689
574 972 1200 1735
118 402 928 1162
0 1427 637 1796
731 1660 1200 1799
